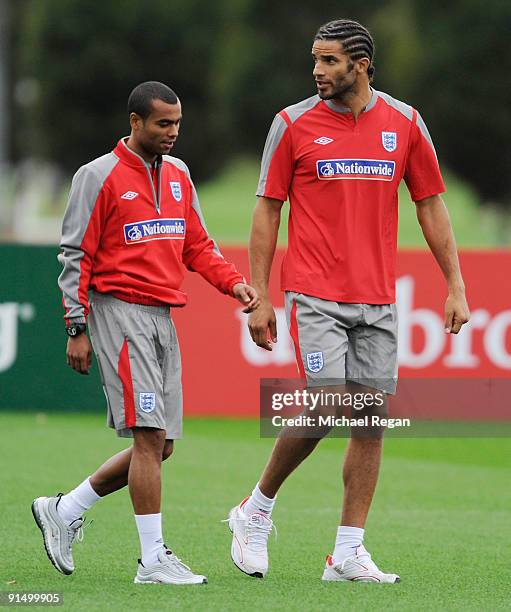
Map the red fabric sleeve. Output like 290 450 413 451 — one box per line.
257 112 294 201
182 185 245 296
404 110 446 202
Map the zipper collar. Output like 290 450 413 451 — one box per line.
114 137 162 213
114 137 157 167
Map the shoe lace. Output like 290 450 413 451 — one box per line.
166 553 193 575
342 544 378 572
68 518 93 546
223 513 277 552
247 516 276 551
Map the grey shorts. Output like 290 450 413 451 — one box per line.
285 291 398 394
88 292 182 440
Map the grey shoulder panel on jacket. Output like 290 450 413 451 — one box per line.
283 95 322 123
163 155 191 177
82 152 119 184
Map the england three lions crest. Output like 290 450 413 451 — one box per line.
170 181 182 202
306 351 324 373
139 392 156 413
382 131 397 152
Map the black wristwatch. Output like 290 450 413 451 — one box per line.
66 323 87 338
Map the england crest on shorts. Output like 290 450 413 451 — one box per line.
170 181 182 202
382 131 397 152
139 392 156 413
306 351 324 373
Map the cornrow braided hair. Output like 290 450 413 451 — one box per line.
314 19 375 82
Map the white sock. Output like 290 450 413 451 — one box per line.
333 525 365 564
57 477 102 525
135 513 164 567
243 483 276 517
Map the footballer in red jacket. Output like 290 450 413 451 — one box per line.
226 19 470 583
32 81 258 585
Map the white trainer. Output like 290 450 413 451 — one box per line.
226 497 275 578
31 494 85 575
134 546 207 585
322 544 400 583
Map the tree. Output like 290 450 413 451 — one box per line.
412 0 511 213
16 0 230 179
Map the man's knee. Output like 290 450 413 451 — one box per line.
132 427 166 457
162 440 174 461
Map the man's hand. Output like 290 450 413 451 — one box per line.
444 290 470 334
248 298 277 351
233 283 260 313
66 334 92 375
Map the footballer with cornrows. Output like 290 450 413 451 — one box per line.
227 18 469 583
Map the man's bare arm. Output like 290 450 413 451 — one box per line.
415 194 470 333
248 197 284 349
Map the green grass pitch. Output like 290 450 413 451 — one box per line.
2 413 510 611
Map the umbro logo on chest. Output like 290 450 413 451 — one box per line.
314 136 334 145
121 191 139 200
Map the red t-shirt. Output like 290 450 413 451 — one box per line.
257 89 445 304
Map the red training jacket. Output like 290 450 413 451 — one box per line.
58 138 245 323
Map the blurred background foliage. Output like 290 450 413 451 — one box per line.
2 0 511 243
